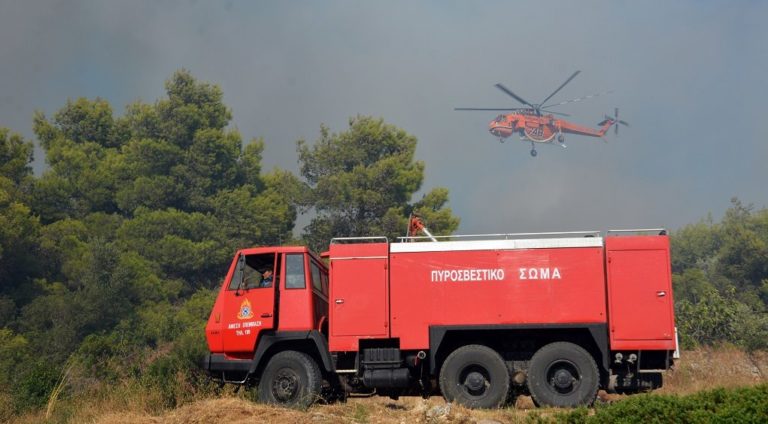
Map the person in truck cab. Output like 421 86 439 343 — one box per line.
259 269 273 288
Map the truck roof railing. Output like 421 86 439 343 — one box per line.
607 228 667 236
330 229 666 245
331 236 389 244
397 230 601 242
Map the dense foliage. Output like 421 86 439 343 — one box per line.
0 70 461 420
671 198 768 350
297 116 459 252
0 70 298 418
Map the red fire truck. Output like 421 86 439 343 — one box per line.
202 227 678 408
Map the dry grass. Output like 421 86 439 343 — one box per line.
95 398 307 424
13 347 768 424
661 345 767 395
45 359 75 420
91 396 539 424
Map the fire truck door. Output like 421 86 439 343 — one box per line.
608 249 674 341
331 254 389 338
221 253 276 352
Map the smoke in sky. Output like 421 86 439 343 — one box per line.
1 0 766 233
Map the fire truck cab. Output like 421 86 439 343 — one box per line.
203 230 677 409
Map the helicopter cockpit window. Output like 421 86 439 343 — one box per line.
495 115 504 122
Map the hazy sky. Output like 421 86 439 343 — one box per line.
1 1 766 234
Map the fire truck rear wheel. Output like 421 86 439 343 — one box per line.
439 344 510 409
258 350 322 408
527 342 599 408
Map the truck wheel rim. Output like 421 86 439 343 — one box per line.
459 365 490 397
272 368 300 402
546 360 580 394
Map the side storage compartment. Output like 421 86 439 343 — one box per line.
328 241 390 352
605 235 676 351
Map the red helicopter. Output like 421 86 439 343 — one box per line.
456 71 628 157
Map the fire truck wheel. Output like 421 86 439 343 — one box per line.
258 350 322 408
527 342 599 408
438 344 510 409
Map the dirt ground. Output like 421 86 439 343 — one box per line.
74 347 768 424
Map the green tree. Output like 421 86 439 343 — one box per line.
46 97 129 148
32 103 121 219
7 70 300 414
0 129 40 311
671 198 768 348
0 128 34 187
0 328 30 418
670 217 720 274
154 69 231 149
298 116 459 251
715 199 768 308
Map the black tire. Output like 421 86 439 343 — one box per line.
438 344 510 409
527 342 599 408
258 350 322 408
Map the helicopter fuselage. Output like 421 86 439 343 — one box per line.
489 112 614 144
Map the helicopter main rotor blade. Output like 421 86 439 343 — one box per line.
541 90 613 109
540 109 571 117
454 107 525 111
494 83 534 108
539 70 581 107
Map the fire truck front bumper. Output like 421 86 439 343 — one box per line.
201 354 253 381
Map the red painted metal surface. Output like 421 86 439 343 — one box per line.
388 245 607 350
206 234 677 359
221 278 275 353
605 235 676 350
277 252 312 332
215 251 276 354
328 242 389 352
489 112 615 142
206 246 321 356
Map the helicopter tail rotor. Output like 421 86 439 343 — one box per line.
599 108 629 135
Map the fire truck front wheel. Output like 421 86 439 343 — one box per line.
258 350 322 408
527 342 599 408
438 344 510 409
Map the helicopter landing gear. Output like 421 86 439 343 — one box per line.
499 138 505 144
530 142 537 157
558 133 565 143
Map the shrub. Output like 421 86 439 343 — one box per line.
13 360 63 412
549 384 768 423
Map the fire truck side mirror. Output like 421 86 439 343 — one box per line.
234 255 246 295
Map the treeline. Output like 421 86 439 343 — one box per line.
0 70 458 419
672 198 768 350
